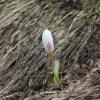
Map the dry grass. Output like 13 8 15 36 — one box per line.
0 0 100 99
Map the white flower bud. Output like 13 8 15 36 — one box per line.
42 29 54 56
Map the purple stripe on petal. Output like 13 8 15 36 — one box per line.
47 42 52 51
47 42 51 50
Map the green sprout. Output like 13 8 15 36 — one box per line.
53 60 61 88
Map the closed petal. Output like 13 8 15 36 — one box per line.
54 60 59 75
42 29 54 53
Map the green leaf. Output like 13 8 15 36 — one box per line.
52 66 61 88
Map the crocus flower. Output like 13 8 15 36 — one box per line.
53 60 59 75
53 60 61 88
42 29 54 56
